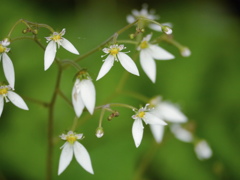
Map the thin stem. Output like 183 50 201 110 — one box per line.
57 89 72 107
46 66 62 180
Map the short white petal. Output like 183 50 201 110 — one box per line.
148 45 175 60
0 96 4 117
96 55 114 80
80 80 96 114
61 38 79 55
194 140 212 160
156 102 187 123
2 53 15 89
126 15 135 23
58 142 74 175
170 124 193 143
132 118 144 148
44 41 56 71
74 141 94 174
118 52 139 76
140 50 156 83
144 112 167 125
150 124 165 143
72 86 84 117
7 91 28 110
148 23 162 32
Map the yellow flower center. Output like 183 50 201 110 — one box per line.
51 34 62 41
0 45 6 53
139 41 149 49
137 111 145 118
66 134 77 144
109 48 119 56
0 88 8 95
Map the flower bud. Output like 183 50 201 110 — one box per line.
162 26 172 35
129 34 135 39
96 127 104 138
181 47 191 57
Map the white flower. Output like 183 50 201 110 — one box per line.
194 140 212 160
131 104 167 147
44 28 79 70
148 96 188 143
138 35 175 83
96 44 139 80
126 4 172 33
58 131 94 175
72 71 96 117
0 39 15 89
0 85 29 117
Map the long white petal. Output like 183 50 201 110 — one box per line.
58 142 74 175
72 85 84 117
170 124 193 143
118 52 139 76
149 124 165 143
144 112 167 125
96 55 114 80
2 53 15 89
148 23 162 31
7 91 28 110
140 50 156 83
44 41 56 71
156 102 187 123
148 45 175 60
61 38 79 55
80 80 96 114
132 118 144 148
126 15 135 23
74 141 94 174
0 96 4 117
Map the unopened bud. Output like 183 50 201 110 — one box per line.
22 29 28 34
96 127 104 138
130 34 135 39
181 47 191 57
162 26 172 35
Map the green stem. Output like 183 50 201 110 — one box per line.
46 66 62 180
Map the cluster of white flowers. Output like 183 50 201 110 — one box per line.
0 4 209 177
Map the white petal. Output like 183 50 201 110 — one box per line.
140 50 156 83
156 102 187 123
148 23 162 31
58 142 74 175
132 118 144 148
72 85 84 117
61 38 79 55
2 53 15 89
80 80 96 114
143 112 167 125
150 124 165 143
148 45 175 60
126 15 135 23
7 91 28 110
96 55 114 80
194 140 212 160
73 141 94 174
44 41 56 71
0 96 4 117
170 124 193 143
118 52 139 76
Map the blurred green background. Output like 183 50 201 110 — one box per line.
0 0 240 179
